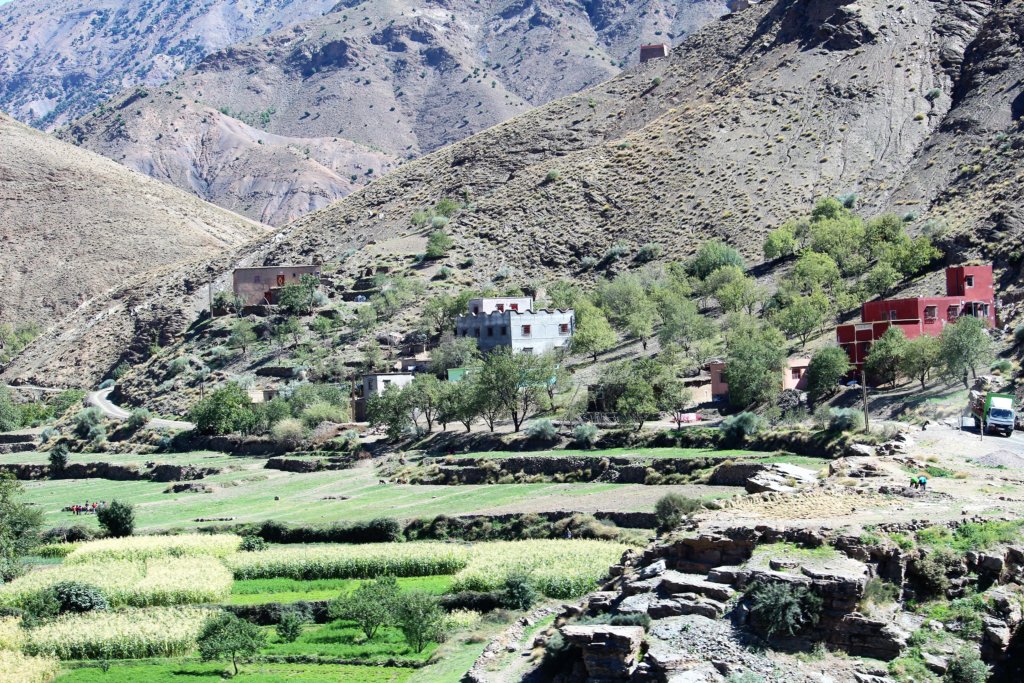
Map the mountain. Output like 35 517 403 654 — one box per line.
0 0 338 128
0 111 266 331
6 0 1024 391
55 0 731 225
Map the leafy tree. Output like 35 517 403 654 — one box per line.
789 251 841 294
367 385 412 441
189 384 259 435
407 374 443 433
329 575 400 640
687 241 745 280
902 335 942 390
616 378 658 431
197 612 267 676
806 347 850 403
748 581 823 639
274 316 302 349
571 301 616 361
865 327 908 388
425 230 454 259
351 306 378 337
0 387 20 432
656 297 716 357
546 281 584 309
811 197 845 222
395 591 445 653
428 335 481 377
48 443 70 472
310 315 335 339
596 274 659 348
720 412 763 445
864 213 904 245
940 316 993 388
477 348 548 431
470 373 507 432
0 472 43 581
659 378 694 427
763 225 796 261
97 500 134 538
421 294 463 338
775 295 827 347
864 261 900 297
276 274 320 315
228 319 257 357
276 610 307 643
723 324 786 408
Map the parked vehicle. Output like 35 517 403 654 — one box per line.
969 391 1016 436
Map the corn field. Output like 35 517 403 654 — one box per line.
0 619 24 652
450 540 629 598
228 542 472 580
0 650 59 683
0 557 231 607
23 607 213 660
64 534 241 564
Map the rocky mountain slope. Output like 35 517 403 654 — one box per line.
0 112 266 330
55 0 730 225
6 0 1024 390
0 0 338 128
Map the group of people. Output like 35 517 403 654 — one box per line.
64 501 107 515
908 475 929 492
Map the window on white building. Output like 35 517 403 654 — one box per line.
522 325 531 337
558 323 569 335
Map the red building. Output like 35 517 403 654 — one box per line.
836 265 996 370
640 43 670 63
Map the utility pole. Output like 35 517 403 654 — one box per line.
861 367 870 433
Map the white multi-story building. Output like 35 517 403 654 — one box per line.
455 298 574 355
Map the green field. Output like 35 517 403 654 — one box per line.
57 661 414 682
263 622 437 663
228 576 453 605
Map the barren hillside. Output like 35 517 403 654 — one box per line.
7 0 1024 391
0 112 266 330
57 0 729 224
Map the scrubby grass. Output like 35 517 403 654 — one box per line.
56 661 414 682
916 520 1024 553
461 447 761 460
228 576 453 606
0 650 59 683
263 621 437 663
749 542 838 564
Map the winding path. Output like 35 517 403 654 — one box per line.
87 387 193 431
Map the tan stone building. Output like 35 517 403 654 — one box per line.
232 265 321 306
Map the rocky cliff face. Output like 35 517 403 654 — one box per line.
53 0 730 224
0 0 338 128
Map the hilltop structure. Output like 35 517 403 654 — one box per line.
231 265 321 306
456 297 574 355
836 265 996 371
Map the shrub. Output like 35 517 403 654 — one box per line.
275 610 307 643
990 359 1012 375
720 412 763 444
545 169 560 182
572 423 599 448
271 418 305 449
126 409 151 430
580 256 598 270
98 379 115 390
602 240 630 263
654 493 702 531
395 591 445 653
860 578 899 609
687 241 744 280
635 243 663 263
501 571 538 611
239 535 268 553
426 230 454 259
51 582 109 614
73 408 103 440
525 419 557 442
96 501 135 538
827 408 865 433
944 648 989 683
747 580 823 639
41 525 96 544
913 551 954 599
1015 324 1024 345
48 444 70 473
299 401 345 429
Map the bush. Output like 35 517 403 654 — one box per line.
525 419 557 442
944 648 989 683
580 256 598 270
827 408 865 433
654 493 702 532
720 412 763 445
913 551 954 599
747 580 823 639
572 423 599 448
48 444 70 472
126 409 151 430
41 525 96 544
299 401 345 429
73 408 103 440
501 571 538 611
545 169 560 182
97 501 135 538
395 591 445 653
98 379 115 390
860 578 899 609
255 518 402 545
51 581 109 614
990 359 1012 375
239 535 268 552
688 241 745 280
271 418 305 449
426 230 453 259
1015 324 1024 345
602 241 630 264
275 610 307 643
635 243 663 263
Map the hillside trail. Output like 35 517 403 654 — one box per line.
86 387 193 431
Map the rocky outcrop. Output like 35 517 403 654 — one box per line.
265 456 355 473
560 625 645 681
0 461 220 482
709 462 819 493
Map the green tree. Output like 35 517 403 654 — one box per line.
276 611 307 643
546 281 584 309
0 386 20 432
351 306 378 337
597 274 659 348
367 385 412 441
421 294 463 338
656 297 716 357
789 251 841 294
763 225 797 261
687 241 745 280
328 575 399 640
865 327 908 388
902 335 942 390
395 591 445 653
197 612 267 676
428 335 480 377
806 347 851 404
48 443 71 472
96 500 135 538
277 275 320 315
571 301 617 361
775 295 827 347
724 324 786 409
407 375 443 433
228 319 257 357
659 377 695 427
469 373 506 432
864 261 900 297
940 316 993 388
188 384 258 435
616 378 658 431
425 230 454 259
0 472 43 581
477 348 548 431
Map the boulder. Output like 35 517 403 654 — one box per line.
560 625 645 681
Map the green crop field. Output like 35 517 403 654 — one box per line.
228 576 453 605
56 661 414 682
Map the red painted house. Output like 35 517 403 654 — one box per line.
836 265 996 370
